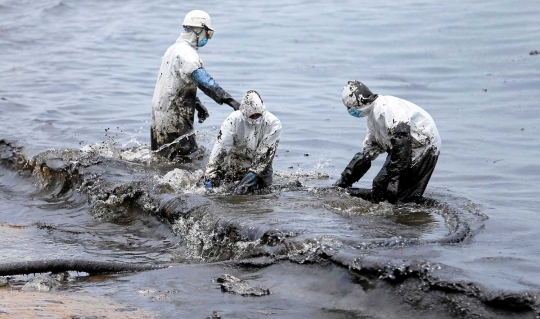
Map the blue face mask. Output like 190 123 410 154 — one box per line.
197 36 208 47
348 108 362 118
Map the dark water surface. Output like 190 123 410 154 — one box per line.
1 0 540 318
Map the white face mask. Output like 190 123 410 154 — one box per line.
246 117 263 126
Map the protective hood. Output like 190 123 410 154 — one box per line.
178 27 202 49
342 80 378 118
240 90 266 119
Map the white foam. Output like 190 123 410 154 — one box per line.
156 168 206 194
274 160 331 184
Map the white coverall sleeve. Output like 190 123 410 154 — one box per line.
178 53 202 82
250 119 282 176
362 131 385 160
204 116 236 180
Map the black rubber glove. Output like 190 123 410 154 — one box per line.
333 176 350 188
224 98 240 111
195 98 209 123
333 152 372 188
346 188 373 202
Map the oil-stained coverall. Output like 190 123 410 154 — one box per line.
150 28 239 159
335 81 441 204
204 90 282 195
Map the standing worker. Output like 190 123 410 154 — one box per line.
204 90 282 195
334 80 441 204
150 10 240 159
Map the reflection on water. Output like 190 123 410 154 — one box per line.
391 208 438 228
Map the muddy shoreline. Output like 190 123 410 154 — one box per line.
3 259 535 319
1 140 538 318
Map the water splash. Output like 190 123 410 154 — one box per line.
156 168 205 194
274 165 330 185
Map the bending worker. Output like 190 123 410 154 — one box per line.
204 90 282 195
150 10 240 159
334 80 441 204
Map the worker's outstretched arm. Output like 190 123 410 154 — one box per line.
191 68 240 110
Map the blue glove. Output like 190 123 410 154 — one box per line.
205 180 213 190
233 172 258 195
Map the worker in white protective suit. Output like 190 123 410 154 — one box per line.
150 10 240 160
334 80 441 204
204 90 282 195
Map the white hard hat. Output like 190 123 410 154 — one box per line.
183 10 213 31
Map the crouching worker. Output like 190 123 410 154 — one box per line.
334 80 441 204
204 90 282 195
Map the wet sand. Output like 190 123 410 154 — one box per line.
0 289 154 318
